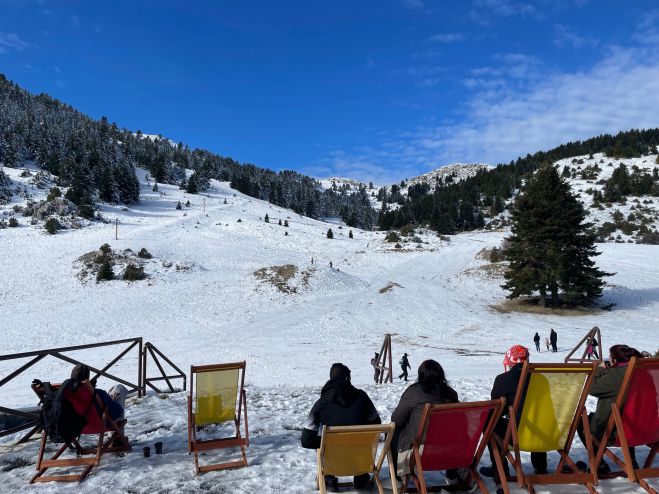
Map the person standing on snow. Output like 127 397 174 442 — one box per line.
533 332 541 352
399 353 411 382
545 336 550 351
550 328 558 352
371 353 381 383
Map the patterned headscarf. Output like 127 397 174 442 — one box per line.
503 345 530 371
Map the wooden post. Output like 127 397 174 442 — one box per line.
373 334 393 384
564 327 603 364
115 218 118 240
203 198 206 212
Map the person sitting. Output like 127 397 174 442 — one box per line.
301 363 381 491
479 345 547 492
577 344 643 473
391 359 461 484
70 364 127 422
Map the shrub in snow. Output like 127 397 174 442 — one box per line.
395 243 402 249
100 243 112 255
96 259 114 282
8 217 18 227
400 224 415 236
47 187 62 201
278 219 282 225
32 197 77 221
137 247 152 259
237 218 242 222
349 230 353 239
326 228 333 239
176 201 182 210
264 214 270 223
185 200 190 207
44 217 60 234
284 219 289 227
385 231 400 243
152 183 159 192
123 263 146 281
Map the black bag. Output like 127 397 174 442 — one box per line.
37 379 93 447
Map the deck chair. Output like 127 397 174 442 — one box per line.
402 399 506 494
593 357 659 494
497 362 598 494
316 423 398 494
188 361 249 474
30 381 130 483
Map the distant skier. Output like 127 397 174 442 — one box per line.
371 353 380 383
533 332 541 352
311 257 314 265
399 353 411 382
329 261 333 269
550 328 558 353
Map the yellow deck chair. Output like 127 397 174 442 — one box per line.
317 423 398 494
498 362 598 494
187 362 248 474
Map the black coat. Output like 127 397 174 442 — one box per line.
550 330 557 344
301 377 380 449
391 382 458 453
491 363 524 416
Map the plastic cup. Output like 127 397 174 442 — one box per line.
143 446 151 458
154 442 163 454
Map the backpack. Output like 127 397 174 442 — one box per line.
37 379 94 447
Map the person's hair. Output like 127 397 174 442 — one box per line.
330 363 350 380
71 363 91 382
609 344 642 365
417 359 458 401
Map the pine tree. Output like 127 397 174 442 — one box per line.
284 219 289 227
327 228 334 239
97 259 114 282
502 165 611 307
349 229 353 238
186 174 198 194
264 213 269 223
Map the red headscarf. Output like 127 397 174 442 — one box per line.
503 345 529 371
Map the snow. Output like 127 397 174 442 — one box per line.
1 164 658 493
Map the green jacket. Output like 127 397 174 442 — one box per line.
588 365 627 438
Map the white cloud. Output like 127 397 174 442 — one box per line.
400 0 426 10
553 24 599 48
312 45 659 183
427 32 464 43
0 32 31 54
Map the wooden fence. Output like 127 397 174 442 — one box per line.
0 337 185 442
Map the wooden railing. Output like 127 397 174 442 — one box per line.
0 337 185 442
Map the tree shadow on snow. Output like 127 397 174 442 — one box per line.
600 285 659 310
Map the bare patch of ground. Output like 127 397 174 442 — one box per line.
379 282 403 293
490 298 599 316
254 264 299 293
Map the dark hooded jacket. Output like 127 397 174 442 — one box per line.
300 377 381 449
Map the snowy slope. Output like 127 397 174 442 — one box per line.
1 164 658 493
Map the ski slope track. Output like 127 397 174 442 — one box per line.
1 165 658 493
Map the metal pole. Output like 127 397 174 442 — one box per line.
115 218 118 240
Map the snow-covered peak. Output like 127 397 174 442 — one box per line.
404 163 492 190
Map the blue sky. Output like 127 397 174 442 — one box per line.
2 0 659 183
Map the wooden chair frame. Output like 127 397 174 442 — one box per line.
496 362 598 494
316 423 398 494
187 361 249 474
402 398 507 494
593 357 659 494
30 381 130 483
564 327 603 364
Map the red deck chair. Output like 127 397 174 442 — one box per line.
594 357 659 494
30 381 130 483
402 399 506 494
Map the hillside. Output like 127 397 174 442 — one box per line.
1 166 658 493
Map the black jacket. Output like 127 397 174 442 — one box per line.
391 382 458 453
300 377 381 449
491 363 524 416
550 330 557 344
